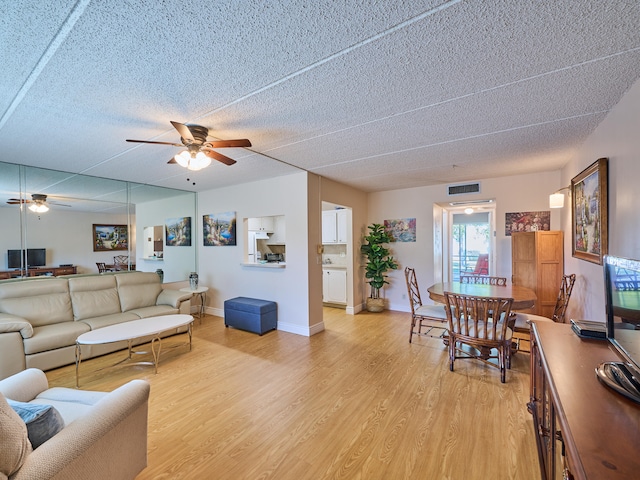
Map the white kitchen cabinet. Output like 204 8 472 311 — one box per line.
322 211 337 243
248 216 274 233
336 209 348 243
267 215 286 244
323 268 347 304
322 210 348 244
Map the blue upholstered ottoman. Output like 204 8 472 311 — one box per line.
224 297 277 335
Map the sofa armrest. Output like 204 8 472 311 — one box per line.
12 379 150 480
0 369 49 402
157 289 192 309
0 314 33 339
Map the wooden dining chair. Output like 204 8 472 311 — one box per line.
460 275 507 286
96 262 110 273
405 267 448 343
444 291 514 383
512 274 577 352
113 255 129 271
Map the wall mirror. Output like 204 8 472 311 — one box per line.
0 161 196 282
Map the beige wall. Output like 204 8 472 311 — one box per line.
561 77 640 322
317 175 368 312
366 171 563 312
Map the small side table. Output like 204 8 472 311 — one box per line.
180 286 209 321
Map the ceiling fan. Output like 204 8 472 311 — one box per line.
6 194 71 213
126 121 252 171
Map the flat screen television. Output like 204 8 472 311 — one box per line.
27 248 46 267
6 248 46 269
596 254 640 403
7 249 24 269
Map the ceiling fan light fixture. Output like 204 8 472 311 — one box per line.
175 150 191 168
189 151 211 171
29 203 49 213
174 150 211 171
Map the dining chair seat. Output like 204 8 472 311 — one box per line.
415 304 448 320
405 267 448 342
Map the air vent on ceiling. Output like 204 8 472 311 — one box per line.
447 183 480 196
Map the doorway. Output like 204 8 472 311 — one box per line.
438 201 496 282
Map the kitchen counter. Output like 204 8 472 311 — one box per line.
242 262 286 268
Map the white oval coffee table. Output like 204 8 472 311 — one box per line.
75 314 194 387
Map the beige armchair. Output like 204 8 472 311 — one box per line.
0 369 149 480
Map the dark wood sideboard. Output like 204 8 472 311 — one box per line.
0 266 77 279
529 321 640 479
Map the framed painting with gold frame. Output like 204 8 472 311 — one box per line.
93 224 128 251
571 157 608 264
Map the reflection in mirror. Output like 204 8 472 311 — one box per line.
0 161 196 282
143 226 164 259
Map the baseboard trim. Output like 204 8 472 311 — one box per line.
277 321 325 337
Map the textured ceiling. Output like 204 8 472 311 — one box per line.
1 0 639 201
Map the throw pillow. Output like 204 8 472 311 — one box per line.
0 393 32 477
7 399 65 449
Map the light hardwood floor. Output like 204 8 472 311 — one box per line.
46 308 540 479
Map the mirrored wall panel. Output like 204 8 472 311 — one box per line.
0 162 196 282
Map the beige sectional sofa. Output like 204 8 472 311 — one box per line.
0 272 192 380
0 368 149 480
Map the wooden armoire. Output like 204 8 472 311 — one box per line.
511 231 564 318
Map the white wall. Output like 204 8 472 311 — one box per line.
196 171 321 335
561 77 640 322
0 206 131 273
367 170 563 312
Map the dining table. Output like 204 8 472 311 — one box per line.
427 281 537 310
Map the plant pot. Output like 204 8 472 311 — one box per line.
366 297 385 312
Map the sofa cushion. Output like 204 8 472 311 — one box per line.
23 321 91 355
68 275 122 320
116 272 162 312
32 387 108 425
128 305 179 318
7 398 65 449
0 313 34 338
0 278 73 327
0 393 31 477
80 311 140 330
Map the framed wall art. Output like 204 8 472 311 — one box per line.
203 211 237 246
572 157 608 264
505 211 550 236
384 218 416 242
93 224 128 251
165 217 192 246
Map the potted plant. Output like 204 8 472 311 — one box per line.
360 223 399 312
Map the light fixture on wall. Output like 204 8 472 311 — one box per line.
464 207 474 214
549 186 571 208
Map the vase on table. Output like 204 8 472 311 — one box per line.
189 272 199 290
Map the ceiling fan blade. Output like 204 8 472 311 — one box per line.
167 157 177 164
201 148 237 166
7 199 28 204
170 121 195 143
126 139 182 147
50 202 72 207
208 139 252 148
